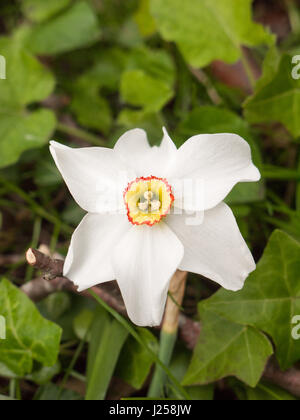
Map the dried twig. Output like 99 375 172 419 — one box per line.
24 248 127 315
24 248 300 398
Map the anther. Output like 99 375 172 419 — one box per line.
144 191 153 200
150 200 161 211
138 201 148 212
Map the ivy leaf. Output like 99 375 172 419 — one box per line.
0 37 56 168
0 109 56 168
244 54 300 138
70 80 112 134
121 70 174 112
27 1 101 55
169 347 214 400
116 328 158 390
150 0 274 68
200 230 300 370
0 37 55 108
26 363 61 385
0 278 62 377
22 0 71 23
243 382 297 400
120 47 175 113
183 311 273 387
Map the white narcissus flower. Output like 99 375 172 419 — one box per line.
50 128 260 327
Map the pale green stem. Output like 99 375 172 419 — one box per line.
147 331 177 398
148 270 187 398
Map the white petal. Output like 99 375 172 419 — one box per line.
151 127 177 177
166 203 256 291
64 213 129 291
112 222 184 327
114 128 177 178
160 127 177 156
50 141 131 214
167 134 261 211
114 128 152 176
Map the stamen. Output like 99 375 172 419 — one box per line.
124 176 174 226
150 200 161 211
144 191 153 200
138 201 148 212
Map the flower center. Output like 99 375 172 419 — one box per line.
124 176 174 226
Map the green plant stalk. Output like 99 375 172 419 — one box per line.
9 379 16 399
147 331 177 398
58 336 87 399
57 122 107 147
148 270 187 398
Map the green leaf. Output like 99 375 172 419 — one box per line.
74 48 127 92
0 36 56 168
0 278 62 377
22 0 71 23
70 81 112 134
117 110 164 145
120 47 175 113
169 347 214 400
86 308 129 400
183 311 273 387
244 382 297 400
200 230 300 370
0 109 56 168
39 291 71 321
254 46 281 91
177 106 264 204
244 54 300 138
116 328 158 390
121 70 173 112
73 309 94 342
27 1 101 55
26 363 61 385
150 0 274 68
134 0 157 37
0 37 55 108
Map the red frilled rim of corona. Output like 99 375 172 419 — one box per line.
123 176 175 226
